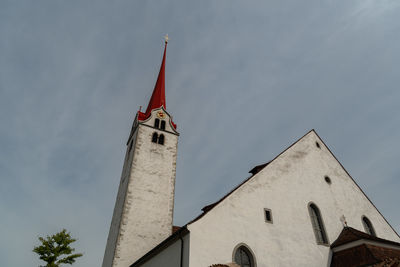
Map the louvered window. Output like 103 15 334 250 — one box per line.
309 203 329 245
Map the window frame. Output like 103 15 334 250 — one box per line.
308 202 329 246
151 132 158 143
264 208 273 224
154 118 160 129
158 134 165 145
232 243 257 267
362 216 376 237
160 120 166 130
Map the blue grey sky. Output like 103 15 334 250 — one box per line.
1 1 400 266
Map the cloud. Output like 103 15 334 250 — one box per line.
1 1 400 266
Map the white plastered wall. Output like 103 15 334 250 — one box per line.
103 108 179 267
102 128 138 267
139 234 190 267
187 131 399 267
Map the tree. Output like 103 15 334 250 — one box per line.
33 229 83 267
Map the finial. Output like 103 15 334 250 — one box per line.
340 215 348 227
164 34 169 43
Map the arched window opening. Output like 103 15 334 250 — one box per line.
233 245 255 267
308 203 329 245
362 216 376 236
158 134 165 145
160 120 166 130
154 118 160 129
151 132 158 143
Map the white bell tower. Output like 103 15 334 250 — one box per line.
102 38 179 267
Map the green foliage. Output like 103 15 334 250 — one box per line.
33 229 83 267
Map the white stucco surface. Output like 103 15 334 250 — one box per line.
140 234 190 267
102 108 179 267
185 130 399 267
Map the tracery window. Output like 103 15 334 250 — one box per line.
308 203 329 245
362 216 376 236
234 245 255 267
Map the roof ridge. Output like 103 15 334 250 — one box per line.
188 129 316 225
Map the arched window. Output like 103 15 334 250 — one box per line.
158 134 164 145
233 245 255 267
362 216 376 236
308 203 329 245
154 118 160 129
160 120 166 130
151 132 158 143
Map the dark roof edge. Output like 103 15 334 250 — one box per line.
129 226 189 267
313 131 400 239
331 227 400 249
188 129 316 225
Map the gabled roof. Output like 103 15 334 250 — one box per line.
129 226 189 267
373 258 400 267
130 129 399 266
331 227 400 249
330 227 400 267
188 130 400 236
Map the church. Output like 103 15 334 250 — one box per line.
102 39 400 267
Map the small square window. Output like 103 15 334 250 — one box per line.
264 208 273 223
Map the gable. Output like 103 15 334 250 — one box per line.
189 130 398 237
186 129 399 267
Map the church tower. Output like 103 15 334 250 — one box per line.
102 38 179 267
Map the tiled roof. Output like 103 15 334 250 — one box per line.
172 226 181 234
331 244 400 267
331 227 400 248
331 227 400 267
372 258 400 267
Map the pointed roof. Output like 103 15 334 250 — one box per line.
137 39 176 129
145 42 167 114
331 227 400 267
331 227 400 249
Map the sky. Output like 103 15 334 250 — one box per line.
1 0 400 266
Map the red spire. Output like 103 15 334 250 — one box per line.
145 41 167 114
138 37 176 129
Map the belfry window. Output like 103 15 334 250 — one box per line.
362 216 376 236
234 245 255 267
151 132 158 143
158 134 165 145
308 203 329 245
160 120 166 130
154 118 160 129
